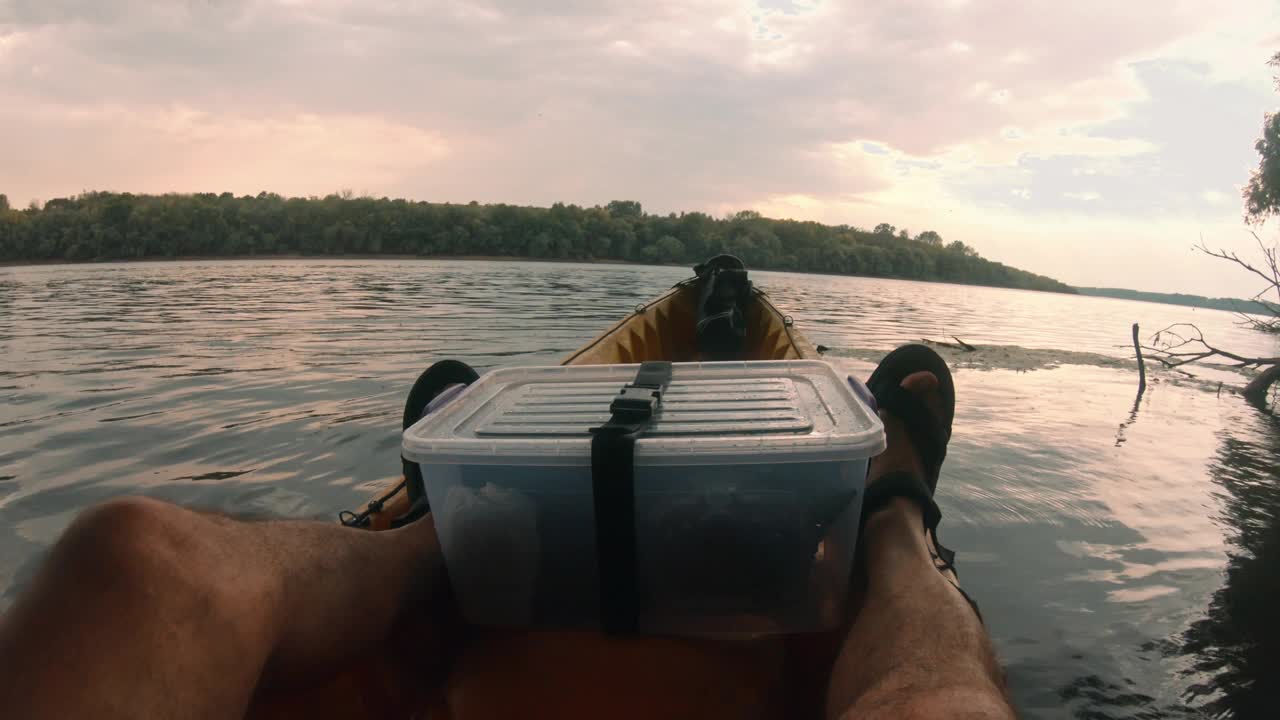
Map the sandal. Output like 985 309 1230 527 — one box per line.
399 360 479 517
341 360 479 529
860 344 981 619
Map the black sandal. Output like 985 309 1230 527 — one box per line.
340 359 479 529
861 344 982 620
397 359 479 523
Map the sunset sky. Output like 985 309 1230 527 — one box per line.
2 0 1278 296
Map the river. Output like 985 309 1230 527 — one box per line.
2 259 1278 718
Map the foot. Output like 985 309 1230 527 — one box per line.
868 370 942 489
864 370 959 583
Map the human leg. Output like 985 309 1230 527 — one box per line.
0 496 450 719
826 370 1014 720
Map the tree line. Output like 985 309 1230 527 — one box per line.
1077 286 1280 315
0 191 1074 293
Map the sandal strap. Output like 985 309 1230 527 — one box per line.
930 535 983 624
860 472 983 624
860 471 942 531
871 383 949 491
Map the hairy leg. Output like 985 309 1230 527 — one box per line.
0 496 448 719
826 372 1015 720
827 499 1012 719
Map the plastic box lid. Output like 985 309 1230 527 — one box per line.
402 360 885 467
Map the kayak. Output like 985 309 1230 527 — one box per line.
357 257 817 534
249 258 821 719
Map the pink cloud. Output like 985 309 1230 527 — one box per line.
1 0 1277 293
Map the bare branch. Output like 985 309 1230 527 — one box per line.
1142 322 1280 368
1142 236 1280 402
1251 231 1280 284
1195 239 1280 292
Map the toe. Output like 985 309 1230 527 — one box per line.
868 371 943 486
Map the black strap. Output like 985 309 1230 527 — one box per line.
860 471 941 533
589 361 672 635
858 472 982 623
871 384 949 491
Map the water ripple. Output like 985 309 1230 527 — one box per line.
1 259 1278 718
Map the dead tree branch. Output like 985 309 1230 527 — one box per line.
1132 323 1146 397
1141 323 1280 405
1142 234 1280 407
1195 234 1280 333
1244 365 1280 405
1195 234 1279 305
1143 323 1280 368
922 338 977 352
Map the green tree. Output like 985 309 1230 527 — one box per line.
1245 52 1280 223
528 232 552 257
590 234 612 258
0 191 1076 293
0 194 9 212
653 235 686 263
860 246 893 276
916 230 943 246
606 200 643 219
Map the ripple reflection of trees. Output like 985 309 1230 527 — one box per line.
1180 412 1280 718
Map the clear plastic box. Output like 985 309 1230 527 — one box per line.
402 360 885 636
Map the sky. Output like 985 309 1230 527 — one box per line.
1 0 1278 296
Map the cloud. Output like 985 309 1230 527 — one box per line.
1064 191 1102 202
1201 190 1231 205
0 101 450 198
0 0 1278 294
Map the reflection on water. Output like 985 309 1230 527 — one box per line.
1179 410 1280 718
1 259 1278 719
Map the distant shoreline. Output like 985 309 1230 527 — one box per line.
2 191 1074 293
0 254 1075 295
1076 286 1280 316
8 255 1273 314
0 254 658 269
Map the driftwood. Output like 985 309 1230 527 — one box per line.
1128 235 1279 410
1116 323 1148 446
1244 364 1280 405
1131 323 1146 398
1143 323 1280 368
1142 322 1279 406
923 337 977 352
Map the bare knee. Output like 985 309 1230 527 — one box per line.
46 496 233 606
44 497 279 641
1 498 279 716
59 496 189 570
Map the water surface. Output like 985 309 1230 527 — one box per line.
2 259 1278 718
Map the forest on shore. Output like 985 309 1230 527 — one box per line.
0 191 1074 293
1077 287 1280 315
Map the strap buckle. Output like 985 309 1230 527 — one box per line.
608 384 663 421
590 361 672 635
